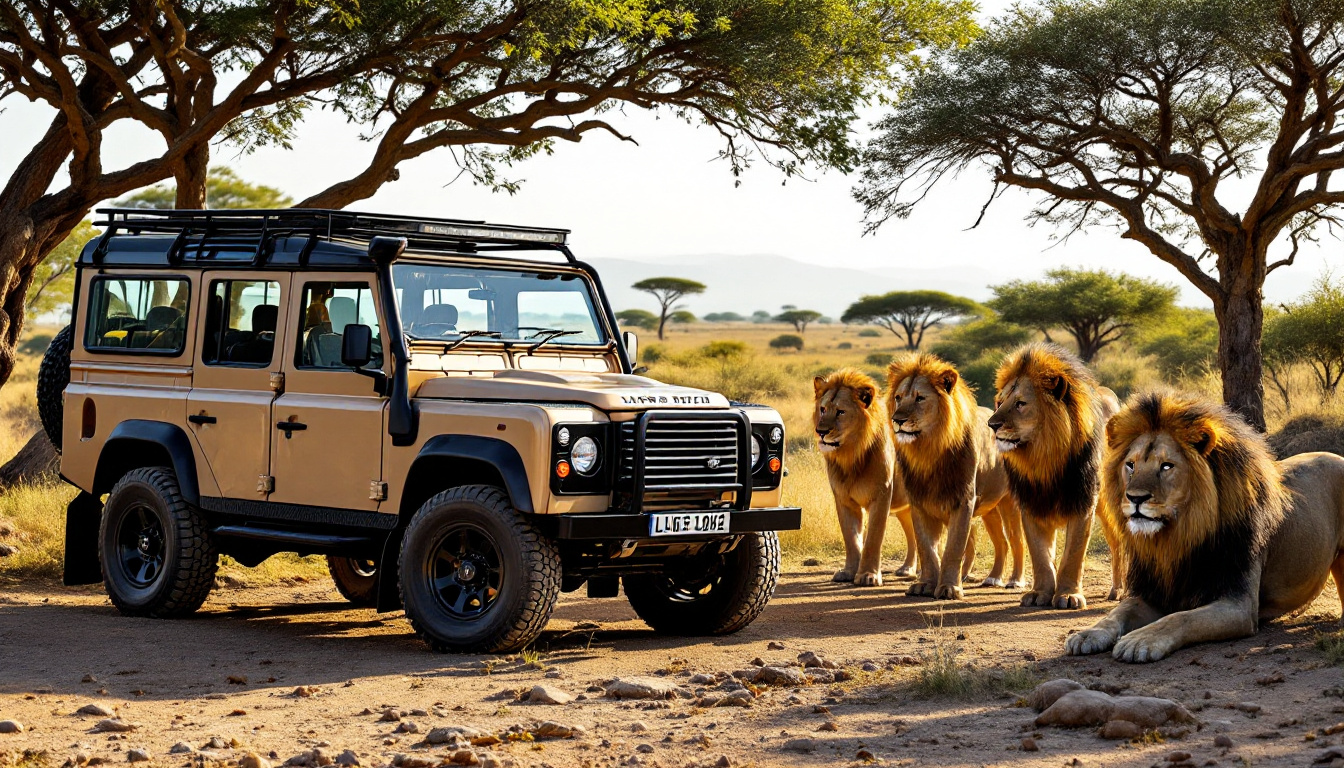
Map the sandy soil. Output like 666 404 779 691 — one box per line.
2 563 1343 768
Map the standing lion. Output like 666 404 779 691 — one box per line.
1068 390 1344 663
813 369 917 586
989 343 1123 610
886 353 1026 600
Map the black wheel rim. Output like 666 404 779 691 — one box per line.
653 553 727 603
427 525 503 620
116 503 166 589
349 559 377 578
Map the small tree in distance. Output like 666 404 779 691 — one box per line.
841 290 981 350
776 308 823 333
1262 274 1344 405
616 309 659 331
633 278 707 340
670 310 698 326
989 269 1177 363
115 167 294 210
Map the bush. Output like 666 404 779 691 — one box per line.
857 328 882 338
931 317 1032 367
837 341 853 350
616 308 658 330
1135 307 1217 380
960 356 1002 406
698 340 749 359
769 334 804 351
864 352 893 367
640 343 667 364
703 312 745 322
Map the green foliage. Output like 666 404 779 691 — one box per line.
633 278 706 339
669 310 697 324
27 221 98 317
752 311 773 323
617 308 659 330
699 340 749 359
114 167 293 210
644 344 789 402
929 316 1032 367
703 312 745 322
988 269 1177 362
842 290 982 350
959 357 1001 406
865 352 894 367
769 334 805 351
1263 274 1344 401
775 308 823 333
857 328 882 338
1135 308 1219 380
640 343 667 364
837 341 853 350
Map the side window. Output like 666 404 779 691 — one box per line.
84 277 190 354
297 282 383 369
202 280 282 366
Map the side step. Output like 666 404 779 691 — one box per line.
211 525 377 554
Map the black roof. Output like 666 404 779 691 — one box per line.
83 208 574 269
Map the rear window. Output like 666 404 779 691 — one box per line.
84 277 190 355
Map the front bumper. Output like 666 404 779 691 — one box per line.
549 506 801 540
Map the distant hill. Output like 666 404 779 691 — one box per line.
587 254 1014 319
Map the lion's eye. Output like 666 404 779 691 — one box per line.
836 409 846 416
1015 400 1026 410
914 395 925 403
1160 462 1174 472
819 407 826 413
1124 460 1135 474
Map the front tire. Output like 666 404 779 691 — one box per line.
327 556 379 606
100 467 217 618
624 531 780 636
399 486 559 653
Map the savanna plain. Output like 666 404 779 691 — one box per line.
3 321 1344 768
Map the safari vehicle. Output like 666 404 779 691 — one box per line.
41 208 800 653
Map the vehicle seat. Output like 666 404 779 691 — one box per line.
133 305 183 349
414 303 458 335
328 296 357 335
228 304 278 364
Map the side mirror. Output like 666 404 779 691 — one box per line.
342 324 374 368
622 330 639 369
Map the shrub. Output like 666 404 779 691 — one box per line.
641 343 667 364
931 317 1032 367
703 312 745 322
864 352 893 367
616 308 658 330
769 334 804 351
960 356 1002 406
857 328 882 338
1135 307 1217 380
699 340 749 359
837 341 853 350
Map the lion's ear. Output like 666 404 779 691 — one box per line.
1042 374 1069 401
856 385 875 408
937 368 958 393
813 376 828 396
1183 421 1220 456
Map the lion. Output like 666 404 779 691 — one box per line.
1067 390 1344 663
989 343 1123 610
886 353 1026 599
813 369 917 586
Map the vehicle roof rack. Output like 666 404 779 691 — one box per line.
90 208 574 267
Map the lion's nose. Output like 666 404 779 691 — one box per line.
815 429 829 438
1126 491 1152 506
892 416 907 426
988 417 1004 431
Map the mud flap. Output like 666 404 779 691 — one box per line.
63 491 104 586
375 526 404 612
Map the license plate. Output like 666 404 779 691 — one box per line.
648 511 730 537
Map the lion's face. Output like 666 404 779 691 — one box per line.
1112 431 1197 537
813 382 876 455
988 375 1045 453
889 372 952 446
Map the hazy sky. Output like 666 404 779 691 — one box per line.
1 0 1335 307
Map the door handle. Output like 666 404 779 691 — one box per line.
188 414 217 425
276 421 308 439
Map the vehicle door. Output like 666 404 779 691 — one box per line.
186 274 289 499
269 275 387 511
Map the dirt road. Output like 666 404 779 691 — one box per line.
2 564 1342 768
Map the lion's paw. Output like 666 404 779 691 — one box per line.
979 576 1004 588
854 570 883 587
1052 592 1087 610
832 570 854 583
1004 579 1027 590
1020 590 1054 607
894 564 917 578
1112 628 1177 663
1065 627 1118 656
907 581 936 597
933 584 965 601
961 572 979 583
1106 587 1123 601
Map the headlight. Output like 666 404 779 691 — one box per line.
571 436 600 476
750 434 763 469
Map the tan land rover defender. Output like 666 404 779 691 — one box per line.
41 209 801 653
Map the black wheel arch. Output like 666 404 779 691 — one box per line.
92 421 202 503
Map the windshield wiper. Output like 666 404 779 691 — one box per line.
525 329 583 353
441 330 502 351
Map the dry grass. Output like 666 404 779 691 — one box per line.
907 609 1041 699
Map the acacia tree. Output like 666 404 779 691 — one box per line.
1262 274 1344 404
989 268 1177 362
0 0 978 389
633 277 706 339
776 308 823 333
856 0 1344 431
841 290 981 349
115 166 293 210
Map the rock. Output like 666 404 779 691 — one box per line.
731 669 761 682
1167 752 1192 763
532 721 575 739
426 727 481 745
447 751 476 766
240 753 271 768
477 755 501 768
782 738 816 753
688 674 716 685
379 709 401 722
544 671 562 679
392 721 418 734
408 709 427 717
335 751 359 767
205 738 229 750
168 744 193 755
1214 735 1234 748
856 750 875 763
528 685 573 705
767 642 786 651
605 677 683 700
77 704 116 717
310 749 334 767
1099 720 1145 740
92 720 137 733
82 674 97 683
293 686 319 698
802 558 820 566
715 756 732 768
1235 702 1261 714
126 749 150 763
0 543 18 557
1035 689 1197 729
631 722 649 732
797 651 837 669
1021 737 1039 752
0 721 23 734
749 657 765 667
757 666 806 686
391 756 436 768
1029 679 1087 712
861 662 880 672
635 744 654 754
1256 672 1284 686
818 721 838 732
804 669 836 684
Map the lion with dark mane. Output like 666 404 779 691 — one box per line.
1068 390 1344 663
814 369 917 586
990 343 1122 609
887 353 1025 599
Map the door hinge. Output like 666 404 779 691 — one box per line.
257 475 275 493
369 481 388 501
269 372 285 393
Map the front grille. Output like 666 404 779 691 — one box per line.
616 412 749 511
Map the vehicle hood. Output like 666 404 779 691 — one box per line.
414 370 731 411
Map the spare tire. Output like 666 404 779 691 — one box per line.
37 324 73 452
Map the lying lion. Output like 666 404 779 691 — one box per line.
887 353 1026 599
813 369 918 586
1067 390 1344 663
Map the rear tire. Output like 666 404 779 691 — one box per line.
399 485 559 653
100 467 217 618
624 532 780 636
327 556 378 606
37 324 73 451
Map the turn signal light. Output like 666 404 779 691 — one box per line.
768 457 782 473
556 460 572 479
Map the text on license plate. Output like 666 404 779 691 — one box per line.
648 511 730 537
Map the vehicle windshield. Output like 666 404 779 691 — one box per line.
392 263 608 346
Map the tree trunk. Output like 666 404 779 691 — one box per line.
1216 285 1267 432
0 432 59 488
176 145 210 208
657 311 667 341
